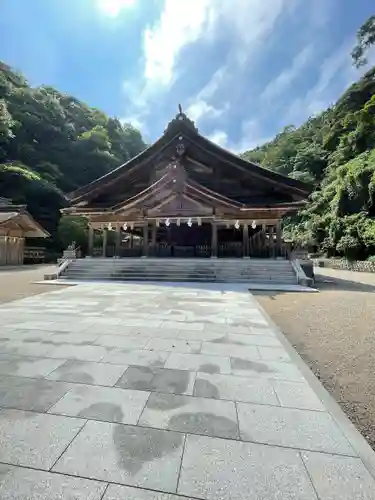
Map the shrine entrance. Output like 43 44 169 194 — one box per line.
91 219 289 259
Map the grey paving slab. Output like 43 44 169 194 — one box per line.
0 329 53 341
94 334 149 349
0 340 52 357
103 349 170 368
200 342 260 359
178 434 317 500
116 366 196 395
230 356 305 381
177 329 226 342
53 420 185 493
161 321 204 331
145 338 201 354
0 408 85 469
208 332 281 347
48 332 100 345
0 354 65 378
47 359 127 386
202 323 275 336
237 402 356 455
258 345 291 361
136 327 181 339
165 353 231 374
83 317 123 326
272 380 325 411
6 321 56 331
46 344 109 362
0 376 72 411
104 484 194 500
194 372 279 405
139 393 239 439
226 315 268 327
148 367 196 395
115 365 155 390
302 451 375 500
49 384 150 424
0 464 106 500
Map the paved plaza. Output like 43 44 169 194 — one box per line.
0 282 375 499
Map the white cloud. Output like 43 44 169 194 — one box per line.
186 100 222 122
128 0 292 113
207 130 229 148
208 120 272 153
261 44 314 102
143 0 213 86
120 115 146 134
97 0 136 17
284 38 375 126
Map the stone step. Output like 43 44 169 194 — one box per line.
61 276 297 283
62 258 297 284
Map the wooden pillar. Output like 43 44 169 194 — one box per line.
88 226 94 257
102 228 107 257
151 222 157 246
115 225 122 257
142 223 149 257
211 222 218 258
276 221 282 258
269 225 275 258
242 223 249 258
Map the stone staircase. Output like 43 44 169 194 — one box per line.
60 258 298 284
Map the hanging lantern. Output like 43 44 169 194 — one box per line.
107 222 113 231
177 219 181 227
130 222 134 230
165 218 171 227
251 220 257 229
123 222 128 231
234 220 240 230
197 217 202 226
156 219 160 227
187 218 192 227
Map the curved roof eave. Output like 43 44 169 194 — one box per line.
184 128 312 196
68 132 174 202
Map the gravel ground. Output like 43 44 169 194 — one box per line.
0 264 70 304
255 267 375 450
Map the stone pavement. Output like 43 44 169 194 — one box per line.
0 282 375 499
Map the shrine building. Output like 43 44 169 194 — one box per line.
63 109 310 260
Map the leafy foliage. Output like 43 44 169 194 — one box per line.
242 64 375 260
0 61 146 250
58 215 89 253
352 15 375 68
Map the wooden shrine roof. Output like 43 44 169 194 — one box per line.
0 198 49 237
66 109 311 214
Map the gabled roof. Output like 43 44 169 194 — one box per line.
0 199 50 238
67 109 312 206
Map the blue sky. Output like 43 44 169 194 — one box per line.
0 0 374 151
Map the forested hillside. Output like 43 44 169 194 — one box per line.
0 61 146 250
242 66 375 260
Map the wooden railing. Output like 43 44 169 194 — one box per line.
249 231 289 259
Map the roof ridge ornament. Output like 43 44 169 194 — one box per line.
164 104 198 135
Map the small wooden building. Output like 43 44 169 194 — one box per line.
0 197 49 266
64 109 310 259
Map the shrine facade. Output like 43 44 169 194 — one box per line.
64 110 310 259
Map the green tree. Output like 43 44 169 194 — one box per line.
0 60 146 250
352 15 375 67
58 215 88 252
